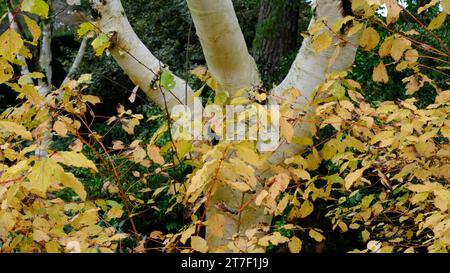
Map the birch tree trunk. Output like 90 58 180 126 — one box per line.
268 0 362 165
186 0 260 94
90 0 193 111
39 0 53 86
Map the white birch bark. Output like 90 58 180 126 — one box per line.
186 0 260 94
90 0 193 111
39 14 53 86
268 0 362 165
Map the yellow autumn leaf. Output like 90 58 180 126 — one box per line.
372 62 389 83
28 158 60 195
391 37 411 62
417 0 439 14
386 0 402 24
23 15 41 45
255 190 269 206
309 229 325 242
53 120 68 137
379 36 394 57
312 32 332 54
344 168 364 190
107 207 123 221
280 117 294 143
60 172 87 201
0 28 24 62
52 151 98 172
45 241 60 253
444 0 450 14
288 236 302 253
0 121 32 140
404 49 419 63
190 236 208 253
359 27 380 51
298 200 314 218
22 0 49 18
0 58 13 84
147 144 165 165
428 12 447 30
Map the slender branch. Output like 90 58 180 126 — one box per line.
63 35 90 84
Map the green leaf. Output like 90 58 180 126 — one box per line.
22 0 49 18
160 69 176 90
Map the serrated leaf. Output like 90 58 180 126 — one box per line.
77 22 95 39
52 151 98 172
91 34 110 56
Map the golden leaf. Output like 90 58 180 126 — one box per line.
359 27 380 51
312 32 332 54
372 62 389 83
390 37 411 62
444 0 450 14
428 12 447 30
147 144 165 165
53 120 68 137
288 236 302 253
0 121 32 140
52 151 98 172
344 168 364 190
309 229 325 242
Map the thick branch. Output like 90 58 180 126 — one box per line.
90 0 193 111
186 0 260 94
268 0 362 164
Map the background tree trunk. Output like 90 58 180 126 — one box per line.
253 0 300 84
